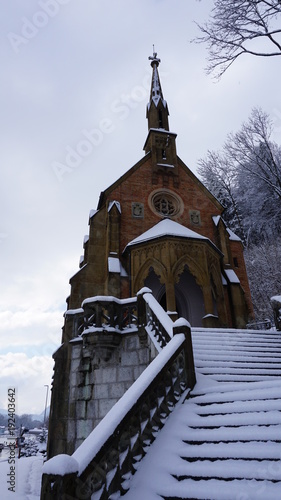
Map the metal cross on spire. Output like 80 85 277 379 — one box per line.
149 45 161 67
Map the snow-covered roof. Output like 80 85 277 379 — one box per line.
108 200 121 213
108 257 120 273
224 269 240 284
89 209 98 219
157 163 174 168
64 308 84 316
212 215 221 226
147 127 177 136
271 295 281 302
126 219 208 249
227 228 242 242
221 273 227 286
108 257 128 276
212 216 241 242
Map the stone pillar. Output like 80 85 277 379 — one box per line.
270 295 281 331
165 279 177 316
202 282 214 316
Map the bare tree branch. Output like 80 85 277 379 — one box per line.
197 108 281 246
194 0 281 77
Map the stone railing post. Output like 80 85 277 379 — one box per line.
41 472 80 500
173 318 196 389
270 295 281 331
95 302 102 327
137 287 152 328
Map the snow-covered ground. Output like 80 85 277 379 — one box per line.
0 453 43 500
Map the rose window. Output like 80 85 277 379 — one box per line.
150 191 182 217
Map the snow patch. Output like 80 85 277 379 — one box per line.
108 200 121 213
224 269 240 284
42 454 79 475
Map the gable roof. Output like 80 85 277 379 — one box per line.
97 152 223 212
125 218 207 249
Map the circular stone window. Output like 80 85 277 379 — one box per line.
149 189 183 218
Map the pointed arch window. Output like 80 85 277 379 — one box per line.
158 109 163 128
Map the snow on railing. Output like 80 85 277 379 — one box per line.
64 288 174 349
141 289 173 350
65 295 138 338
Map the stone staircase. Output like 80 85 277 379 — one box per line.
123 328 281 500
192 328 281 382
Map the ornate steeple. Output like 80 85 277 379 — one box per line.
144 50 178 186
146 50 169 131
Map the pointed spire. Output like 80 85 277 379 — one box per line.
149 46 161 67
147 48 169 131
144 51 178 178
149 51 162 107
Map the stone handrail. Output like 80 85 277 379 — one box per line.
246 319 271 330
41 293 196 499
138 288 173 349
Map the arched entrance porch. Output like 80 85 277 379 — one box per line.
144 264 205 326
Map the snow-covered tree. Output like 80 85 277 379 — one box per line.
197 150 245 239
198 108 281 246
198 108 281 319
245 237 281 321
194 0 281 77
227 109 281 202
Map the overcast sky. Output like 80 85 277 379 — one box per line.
1 0 281 415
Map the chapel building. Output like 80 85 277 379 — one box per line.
65 52 253 335
47 53 254 458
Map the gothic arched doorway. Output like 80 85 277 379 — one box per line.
175 266 205 326
144 267 167 310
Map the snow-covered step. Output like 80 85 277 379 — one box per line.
183 424 281 443
172 458 281 481
179 441 281 460
163 478 281 500
192 380 281 402
195 373 280 382
192 339 281 348
184 410 281 427
193 398 281 414
197 366 281 375
191 328 281 384
194 359 281 371
193 344 281 355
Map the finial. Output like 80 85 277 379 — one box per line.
149 46 161 67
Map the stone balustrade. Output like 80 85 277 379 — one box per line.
41 333 195 499
65 295 138 339
41 290 196 499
